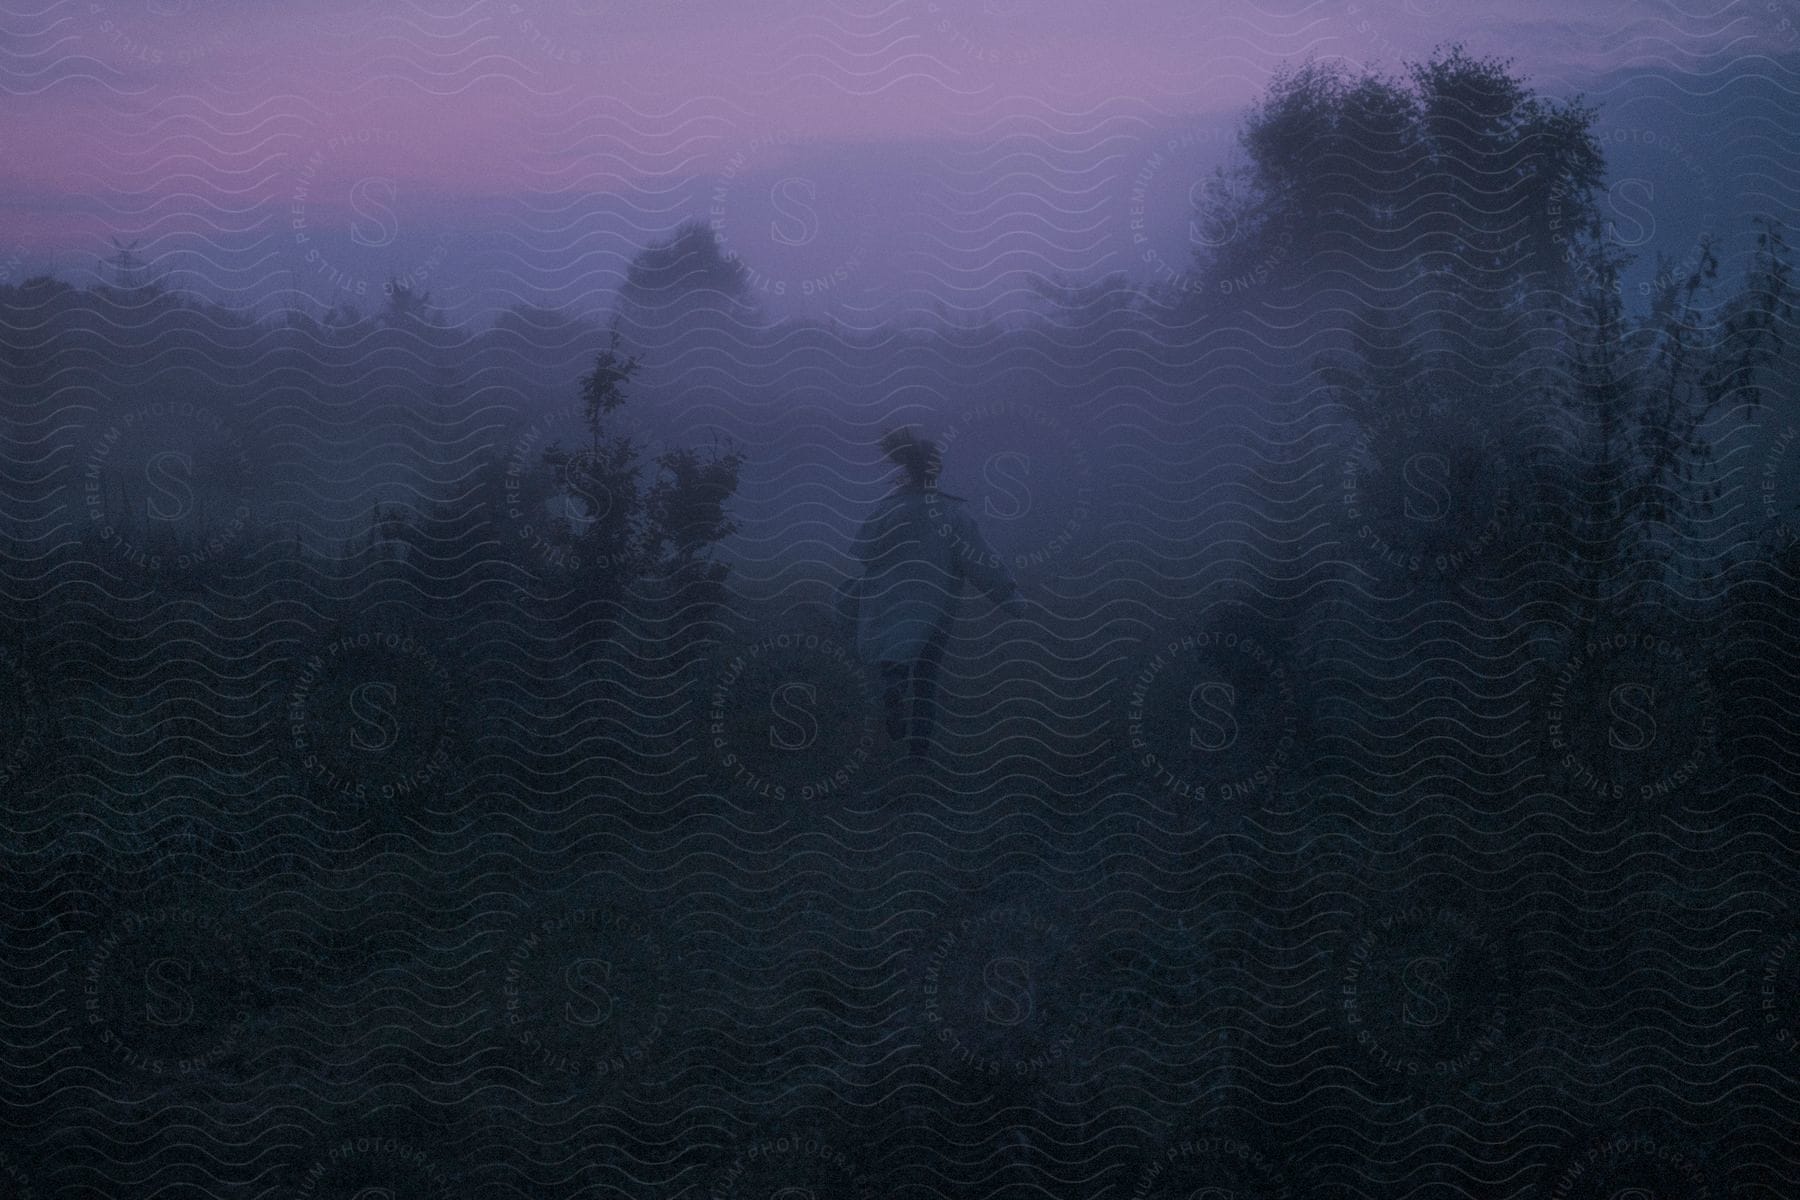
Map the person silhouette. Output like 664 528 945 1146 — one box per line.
839 426 1026 758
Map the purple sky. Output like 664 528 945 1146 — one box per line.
2 0 1792 319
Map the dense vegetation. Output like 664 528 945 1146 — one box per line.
2 47 1796 1200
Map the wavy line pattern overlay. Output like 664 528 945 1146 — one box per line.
2 1 1798 1198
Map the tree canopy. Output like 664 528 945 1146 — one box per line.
1190 48 1608 310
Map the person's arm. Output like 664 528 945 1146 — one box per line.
947 503 1024 613
837 504 884 623
848 503 884 576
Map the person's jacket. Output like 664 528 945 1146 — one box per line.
841 485 1018 664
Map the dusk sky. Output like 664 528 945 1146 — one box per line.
7 6 1800 1197
3 0 1795 320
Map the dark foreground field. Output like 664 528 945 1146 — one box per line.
4 45 1800 1196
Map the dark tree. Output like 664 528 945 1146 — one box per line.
1535 218 1794 619
1188 48 1607 314
613 220 756 336
535 328 743 610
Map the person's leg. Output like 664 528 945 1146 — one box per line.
879 661 908 744
907 625 951 756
